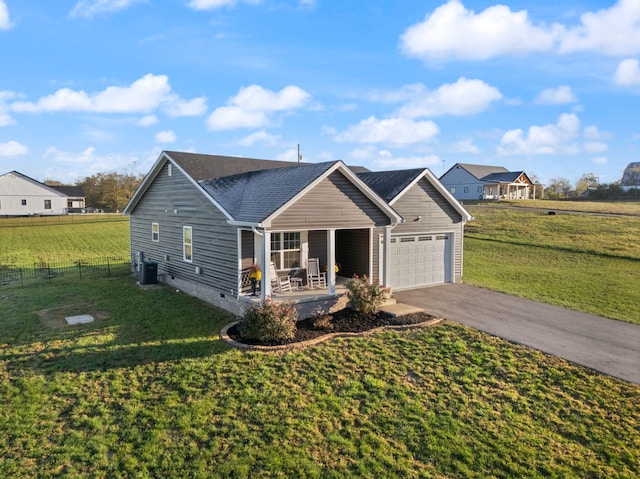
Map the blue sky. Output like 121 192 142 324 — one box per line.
1 0 640 187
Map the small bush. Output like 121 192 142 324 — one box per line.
345 274 384 315
238 298 298 343
312 314 334 331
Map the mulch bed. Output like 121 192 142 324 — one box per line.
226 308 437 347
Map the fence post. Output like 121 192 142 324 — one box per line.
78 261 82 279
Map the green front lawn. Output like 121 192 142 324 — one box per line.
1 277 638 478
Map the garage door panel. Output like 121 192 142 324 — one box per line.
386 233 452 289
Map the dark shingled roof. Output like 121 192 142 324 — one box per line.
165 151 303 182
455 163 510 180
481 171 525 183
51 185 85 197
357 169 425 202
200 161 338 223
621 162 640 186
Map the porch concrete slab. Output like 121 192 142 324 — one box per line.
380 303 425 317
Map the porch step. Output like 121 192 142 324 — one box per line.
379 303 425 317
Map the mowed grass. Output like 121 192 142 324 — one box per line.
1 277 639 478
464 205 640 324
0 215 129 266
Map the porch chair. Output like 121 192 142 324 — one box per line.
269 262 292 293
306 258 327 289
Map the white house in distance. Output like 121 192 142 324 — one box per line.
439 163 539 201
0 171 86 216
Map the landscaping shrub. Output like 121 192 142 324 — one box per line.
238 298 298 343
345 274 384 315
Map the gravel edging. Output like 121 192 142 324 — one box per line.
219 317 444 352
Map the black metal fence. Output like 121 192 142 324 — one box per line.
0 257 131 288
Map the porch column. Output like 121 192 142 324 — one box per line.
260 230 271 301
382 225 392 288
327 229 336 296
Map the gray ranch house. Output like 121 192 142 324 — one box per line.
123 151 472 318
440 163 539 201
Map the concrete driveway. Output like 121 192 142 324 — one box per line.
394 284 640 385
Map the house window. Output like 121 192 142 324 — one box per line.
464 187 469 193
168 164 173 176
489 187 493 195
44 200 52 209
183 226 193 262
271 232 301 269
152 223 159 242
477 186 483 193
450 187 456 194
21 199 27 206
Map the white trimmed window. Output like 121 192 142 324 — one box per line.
464 187 469 193
183 226 193 262
168 164 173 176
152 223 159 242
450 187 456 194
44 200 52 209
271 232 301 269
477 186 483 193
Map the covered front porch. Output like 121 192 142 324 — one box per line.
238 227 391 304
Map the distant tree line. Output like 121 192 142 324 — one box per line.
543 173 640 200
46 172 144 212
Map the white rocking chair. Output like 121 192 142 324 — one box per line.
306 258 327 289
269 262 292 293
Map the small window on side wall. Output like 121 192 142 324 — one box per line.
152 223 159 242
450 187 456 194
21 199 27 206
44 200 52 209
168 164 172 176
183 226 193 262
464 187 469 193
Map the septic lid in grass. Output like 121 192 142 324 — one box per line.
65 314 94 325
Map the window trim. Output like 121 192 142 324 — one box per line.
44 199 52 210
270 231 302 270
152 222 159 242
21 199 27 206
183 226 193 263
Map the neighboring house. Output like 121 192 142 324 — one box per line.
0 171 86 216
440 163 539 201
621 162 640 191
123 151 472 317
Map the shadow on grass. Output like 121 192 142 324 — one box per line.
0 276 239 374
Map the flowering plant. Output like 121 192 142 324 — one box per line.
345 274 384 315
238 298 298 343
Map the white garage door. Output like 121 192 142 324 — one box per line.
386 233 452 290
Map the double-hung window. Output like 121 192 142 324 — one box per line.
152 223 159 242
44 200 52 209
270 232 301 269
183 226 193 262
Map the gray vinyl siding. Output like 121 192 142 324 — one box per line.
308 230 327 266
440 167 484 201
129 161 240 296
270 171 390 230
391 179 465 281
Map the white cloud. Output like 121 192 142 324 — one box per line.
400 0 640 63
0 113 14 126
347 146 441 170
10 74 204 117
334 116 440 146
450 138 480 154
396 78 502 118
155 130 176 143
535 86 578 105
400 0 561 62
591 156 608 165
187 0 262 11
207 84 310 131
44 146 136 174
70 0 145 18
237 130 280 147
0 140 27 157
137 115 158 127
614 58 640 85
559 0 640 56
498 113 607 156
166 97 207 117
0 0 11 30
